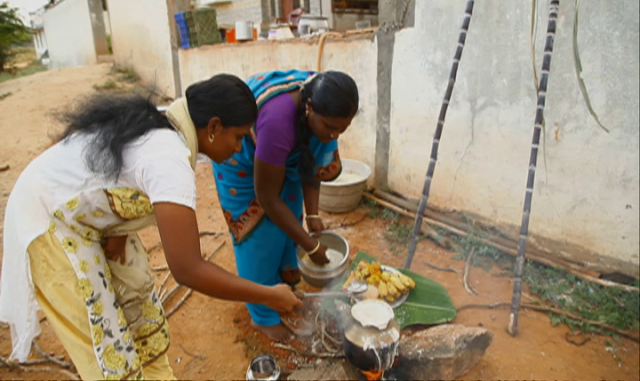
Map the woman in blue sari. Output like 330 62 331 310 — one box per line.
212 70 359 341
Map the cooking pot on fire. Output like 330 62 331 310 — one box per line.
338 300 401 375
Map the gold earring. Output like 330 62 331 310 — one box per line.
208 134 215 143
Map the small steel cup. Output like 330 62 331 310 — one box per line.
246 354 281 381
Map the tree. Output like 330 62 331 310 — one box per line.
0 2 31 72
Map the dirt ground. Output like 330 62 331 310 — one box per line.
0 64 638 380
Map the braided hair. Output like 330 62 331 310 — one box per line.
295 71 359 181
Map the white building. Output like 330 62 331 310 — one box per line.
29 7 48 59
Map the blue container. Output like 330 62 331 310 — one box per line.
174 12 191 49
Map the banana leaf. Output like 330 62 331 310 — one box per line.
323 251 456 329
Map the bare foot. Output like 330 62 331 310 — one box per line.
251 320 294 343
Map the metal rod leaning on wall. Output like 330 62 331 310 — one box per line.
404 0 475 269
508 0 560 337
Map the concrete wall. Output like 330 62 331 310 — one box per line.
108 0 177 98
178 36 379 182
389 0 639 270
43 0 98 68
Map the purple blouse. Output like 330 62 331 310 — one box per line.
254 92 298 167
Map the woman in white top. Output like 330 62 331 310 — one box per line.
0 74 302 380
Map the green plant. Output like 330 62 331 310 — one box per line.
433 217 640 336
359 200 419 255
0 59 46 83
110 65 139 83
384 221 414 255
523 261 640 333
93 79 118 91
0 3 31 72
106 34 113 55
444 225 639 335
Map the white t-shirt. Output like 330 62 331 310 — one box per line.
12 128 196 215
120 128 197 209
0 128 196 361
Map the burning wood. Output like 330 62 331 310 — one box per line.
360 369 384 381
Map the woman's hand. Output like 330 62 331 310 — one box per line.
305 216 325 237
102 236 127 265
155 202 305 309
309 244 330 265
266 284 304 312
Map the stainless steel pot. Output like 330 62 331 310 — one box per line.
296 232 349 288
246 354 280 381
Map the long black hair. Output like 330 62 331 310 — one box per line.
297 71 359 180
57 74 257 180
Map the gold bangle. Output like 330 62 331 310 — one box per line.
307 240 321 255
305 214 321 220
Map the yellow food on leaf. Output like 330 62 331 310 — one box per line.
367 274 381 286
378 281 388 297
401 273 416 289
389 275 407 293
399 273 412 288
387 283 399 297
348 261 415 306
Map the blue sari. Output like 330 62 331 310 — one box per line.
212 70 341 326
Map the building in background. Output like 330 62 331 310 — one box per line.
28 0 112 68
41 0 109 68
197 0 378 34
29 7 48 60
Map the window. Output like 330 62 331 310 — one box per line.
332 0 378 15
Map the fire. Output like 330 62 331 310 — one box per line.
360 369 384 381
